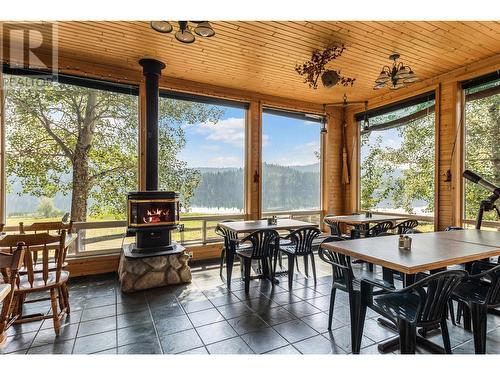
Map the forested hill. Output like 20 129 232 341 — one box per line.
191 163 320 210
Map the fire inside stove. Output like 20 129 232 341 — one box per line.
128 199 178 228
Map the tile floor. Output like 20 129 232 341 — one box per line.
2 256 499 354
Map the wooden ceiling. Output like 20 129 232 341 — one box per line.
3 21 500 104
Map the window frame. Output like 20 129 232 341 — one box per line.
261 106 324 215
355 91 438 227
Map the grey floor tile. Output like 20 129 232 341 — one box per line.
258 306 296 326
265 345 301 354
117 321 157 347
273 319 318 343
241 327 288 354
116 301 149 315
0 332 36 354
150 303 186 320
292 287 325 300
323 326 375 353
32 323 78 347
268 291 303 305
283 301 321 318
293 334 346 354
83 295 116 309
72 330 117 354
117 309 152 329
196 321 238 345
77 316 116 337
180 299 214 313
155 314 193 336
228 314 270 335
159 329 203 354
206 337 254 354
179 346 209 354
188 308 224 327
7 320 42 337
27 339 75 354
216 301 253 319
118 341 162 354
300 311 345 333
360 318 398 343
81 305 116 322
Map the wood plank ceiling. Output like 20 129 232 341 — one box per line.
3 21 500 104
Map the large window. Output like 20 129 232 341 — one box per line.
4 73 139 224
262 109 322 215
158 93 247 243
463 73 500 226
358 93 435 226
3 70 139 252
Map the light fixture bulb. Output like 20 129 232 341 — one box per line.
194 21 215 37
151 21 173 33
175 28 195 43
375 70 390 84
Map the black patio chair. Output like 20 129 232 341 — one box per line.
393 219 419 234
323 216 350 240
318 236 393 353
355 270 467 354
232 229 280 294
451 261 500 354
276 226 321 289
365 221 394 237
215 220 251 287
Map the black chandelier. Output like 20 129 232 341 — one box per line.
150 21 215 44
374 53 418 90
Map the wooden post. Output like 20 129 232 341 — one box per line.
0 70 5 226
245 100 262 220
322 107 344 225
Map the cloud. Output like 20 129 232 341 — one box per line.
206 156 242 168
189 117 245 148
294 141 319 151
200 144 222 152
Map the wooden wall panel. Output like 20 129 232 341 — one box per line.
245 101 262 220
322 107 344 219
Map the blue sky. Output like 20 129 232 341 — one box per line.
179 107 321 168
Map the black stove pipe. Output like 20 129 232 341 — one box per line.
139 58 166 191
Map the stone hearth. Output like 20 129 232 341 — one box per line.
118 244 192 293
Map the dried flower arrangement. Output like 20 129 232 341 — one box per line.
295 44 355 89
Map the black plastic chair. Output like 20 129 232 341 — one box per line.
318 236 393 353
233 229 280 294
356 270 467 354
444 226 464 231
451 261 500 354
276 226 321 289
215 221 251 287
365 221 394 237
323 216 350 240
393 220 419 234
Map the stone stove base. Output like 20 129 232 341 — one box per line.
118 243 192 293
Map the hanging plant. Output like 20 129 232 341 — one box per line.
295 44 355 89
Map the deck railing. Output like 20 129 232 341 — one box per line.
51 209 322 257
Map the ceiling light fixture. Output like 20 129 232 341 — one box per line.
374 53 418 90
150 21 215 44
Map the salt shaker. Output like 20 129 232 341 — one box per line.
398 235 405 250
403 235 412 250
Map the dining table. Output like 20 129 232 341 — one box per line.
321 229 500 353
217 218 318 285
324 213 407 238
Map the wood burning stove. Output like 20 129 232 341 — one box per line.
127 191 180 253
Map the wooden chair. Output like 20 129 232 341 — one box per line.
19 218 73 235
0 232 70 335
0 244 25 347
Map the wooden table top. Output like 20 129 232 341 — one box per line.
429 229 500 248
324 214 407 225
0 284 11 302
218 219 316 233
321 230 500 275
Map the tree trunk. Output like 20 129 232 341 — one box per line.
70 92 97 222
